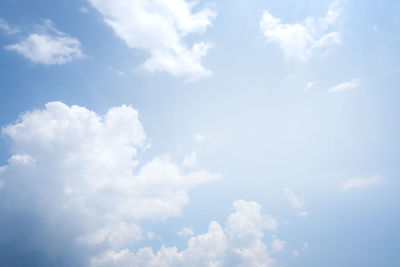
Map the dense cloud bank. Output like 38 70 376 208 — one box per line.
0 102 220 266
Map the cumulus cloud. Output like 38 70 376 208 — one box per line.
340 175 381 191
0 102 220 266
5 19 84 65
0 18 20 35
87 0 216 80
92 200 277 267
259 1 342 61
284 188 308 216
328 78 361 93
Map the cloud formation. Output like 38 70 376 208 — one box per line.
340 175 381 191
0 18 20 35
260 1 342 61
5 19 83 65
178 227 195 238
284 188 308 216
92 200 278 267
328 78 361 93
0 102 219 266
88 0 216 81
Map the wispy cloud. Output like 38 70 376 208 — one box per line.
285 188 308 216
108 66 125 76
305 82 314 92
0 18 20 35
270 236 286 252
5 19 84 65
177 227 194 237
328 78 361 93
183 151 197 167
79 6 89 14
340 175 381 191
194 133 207 142
260 1 342 61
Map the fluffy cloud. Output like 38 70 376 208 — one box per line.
92 200 277 267
87 0 216 81
5 19 84 65
340 175 381 191
0 18 20 35
328 78 361 93
0 102 219 265
259 1 342 61
284 188 308 216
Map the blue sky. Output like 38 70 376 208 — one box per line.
0 0 399 266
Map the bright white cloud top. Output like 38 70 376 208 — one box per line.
0 102 220 263
328 78 361 93
5 19 84 65
259 1 342 61
87 0 216 80
92 200 278 267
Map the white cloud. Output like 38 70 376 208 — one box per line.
293 250 299 257
5 19 84 65
91 200 277 267
178 227 195 238
8 154 35 166
260 1 342 61
340 175 381 191
0 18 20 35
183 151 197 167
270 237 286 252
87 0 216 81
0 101 220 264
194 133 207 142
284 188 308 216
328 78 361 93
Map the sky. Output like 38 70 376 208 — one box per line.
0 0 399 266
